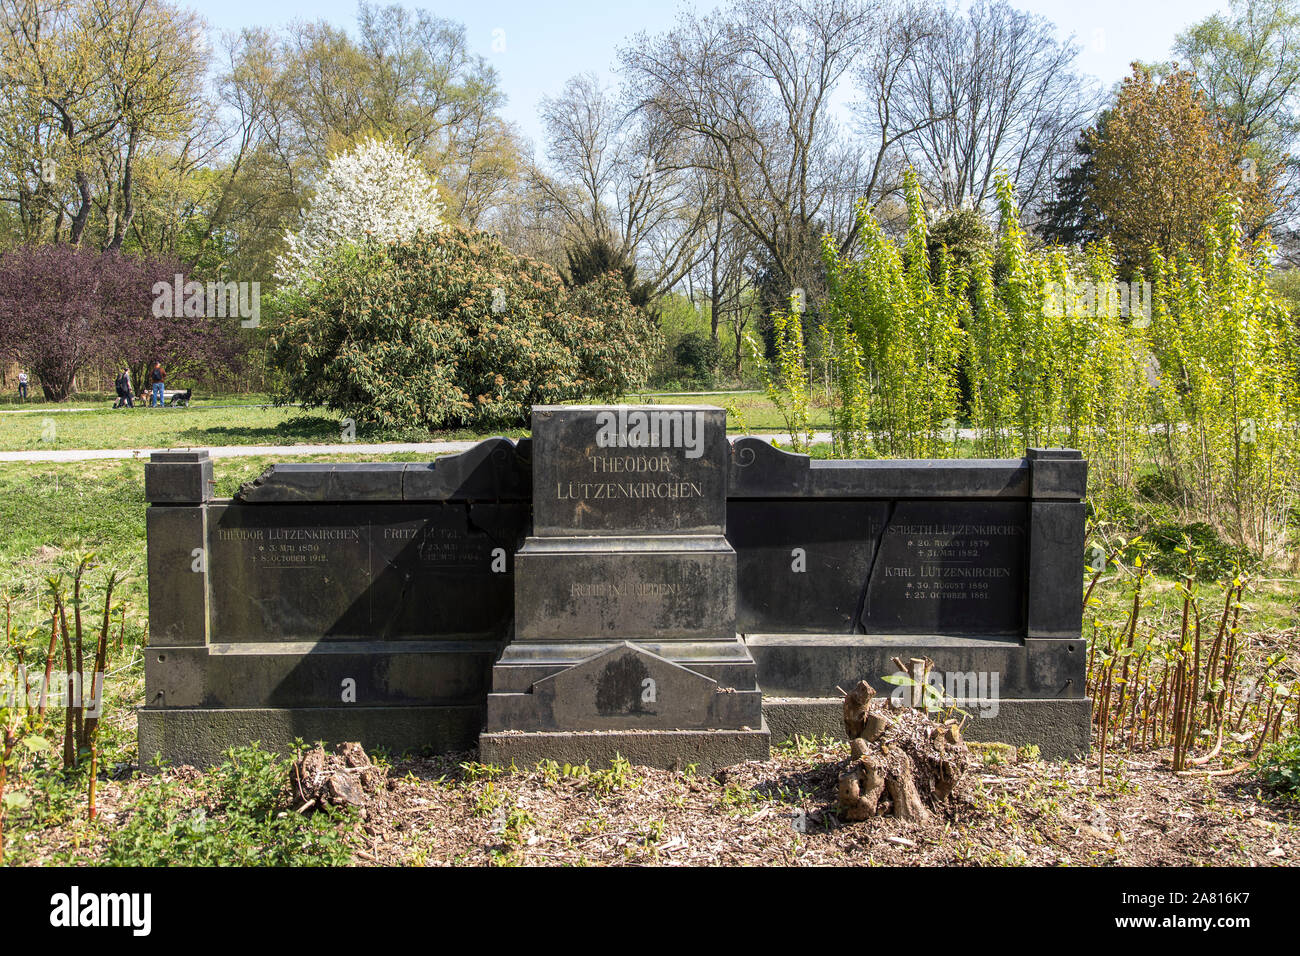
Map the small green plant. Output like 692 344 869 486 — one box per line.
103 746 354 866
472 781 505 817
746 296 813 452
1255 730 1300 798
459 760 505 784
587 755 637 795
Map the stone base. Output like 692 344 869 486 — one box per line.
479 720 771 773
762 696 1093 760
745 632 1087 700
513 534 738 642
484 638 763 733
138 704 483 769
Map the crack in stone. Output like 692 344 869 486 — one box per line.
853 501 893 634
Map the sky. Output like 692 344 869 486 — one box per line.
193 0 1230 152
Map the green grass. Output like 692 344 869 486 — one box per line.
0 390 834 453
619 389 834 432
0 403 349 451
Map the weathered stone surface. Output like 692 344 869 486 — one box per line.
729 500 886 633
513 535 737 642
482 642 750 733
729 437 1031 499
205 502 526 641
744 633 1086 700
531 405 728 535
402 437 531 501
145 506 208 646
145 451 213 504
860 500 1027 634
141 427 1093 769
537 643 716 730
1027 500 1087 639
237 462 407 503
144 640 498 709
1027 447 1087 499
234 438 531 503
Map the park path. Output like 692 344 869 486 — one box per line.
0 433 836 463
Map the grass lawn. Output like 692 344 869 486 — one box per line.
0 390 833 453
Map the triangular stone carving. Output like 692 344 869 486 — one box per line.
532 642 717 730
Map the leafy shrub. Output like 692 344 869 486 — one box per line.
1143 521 1252 580
269 228 660 431
1255 730 1300 798
1135 470 1181 504
821 169 965 458
672 332 723 382
103 746 353 866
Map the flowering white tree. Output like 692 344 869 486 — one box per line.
275 138 446 285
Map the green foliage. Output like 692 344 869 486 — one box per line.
746 298 813 452
103 746 353 866
1143 521 1252 579
1255 729 1300 797
821 169 965 458
822 168 1299 561
563 235 655 310
269 227 661 431
927 207 993 278
672 331 723 382
1147 197 1300 560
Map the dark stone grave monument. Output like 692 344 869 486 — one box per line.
139 406 1091 769
479 406 769 770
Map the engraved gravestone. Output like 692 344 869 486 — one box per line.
862 500 1027 634
480 405 769 768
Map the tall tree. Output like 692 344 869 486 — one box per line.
621 0 873 301
1087 65 1280 273
534 73 706 294
886 0 1099 216
0 0 207 249
1175 0 1300 252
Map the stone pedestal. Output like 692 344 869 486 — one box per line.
480 406 769 770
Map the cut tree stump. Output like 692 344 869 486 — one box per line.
290 742 388 813
836 672 970 822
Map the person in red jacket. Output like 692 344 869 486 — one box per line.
150 363 165 408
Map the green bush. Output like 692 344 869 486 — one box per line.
268 227 661 431
672 332 723 382
1255 730 1300 798
103 746 353 866
1143 521 1252 580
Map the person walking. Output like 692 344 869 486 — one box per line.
17 370 28 401
150 362 165 408
114 367 134 408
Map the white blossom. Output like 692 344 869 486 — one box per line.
275 138 446 285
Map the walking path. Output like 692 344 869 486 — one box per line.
0 433 837 463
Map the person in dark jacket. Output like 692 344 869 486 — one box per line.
114 368 134 408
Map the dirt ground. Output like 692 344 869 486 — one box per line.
21 739 1300 867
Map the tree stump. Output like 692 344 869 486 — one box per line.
290 742 387 813
837 677 969 822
